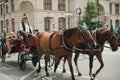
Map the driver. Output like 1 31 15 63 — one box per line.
19 13 34 51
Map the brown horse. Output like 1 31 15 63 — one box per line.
63 27 118 79
36 27 95 80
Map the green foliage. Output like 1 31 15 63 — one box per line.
78 0 105 30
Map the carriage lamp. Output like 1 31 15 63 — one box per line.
76 7 81 27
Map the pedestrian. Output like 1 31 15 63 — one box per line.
5 22 17 57
19 13 34 51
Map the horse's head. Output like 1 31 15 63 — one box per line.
107 31 118 51
75 28 95 49
63 27 95 51
96 28 118 51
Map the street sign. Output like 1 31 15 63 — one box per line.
101 16 108 22
3 24 6 30
91 17 98 22
91 16 108 22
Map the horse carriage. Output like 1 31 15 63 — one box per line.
0 32 38 70
0 31 54 70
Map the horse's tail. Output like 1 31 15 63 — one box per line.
37 32 44 62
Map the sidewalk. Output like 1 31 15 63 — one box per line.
0 72 14 80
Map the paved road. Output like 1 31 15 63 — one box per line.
0 45 120 80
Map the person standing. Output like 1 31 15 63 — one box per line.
19 13 33 51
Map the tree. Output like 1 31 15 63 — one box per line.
79 0 104 30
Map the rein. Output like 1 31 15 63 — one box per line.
75 47 102 52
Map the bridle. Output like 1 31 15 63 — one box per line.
74 29 98 52
93 28 117 48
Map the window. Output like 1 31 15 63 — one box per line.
1 20 3 33
109 3 112 14
0 4 3 15
58 0 65 11
6 19 9 32
6 4 8 13
115 20 119 27
44 0 52 10
44 17 52 31
115 4 119 15
110 19 112 26
5 0 8 3
11 18 15 32
58 17 66 30
11 0 15 12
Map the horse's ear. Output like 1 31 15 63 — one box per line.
110 25 114 33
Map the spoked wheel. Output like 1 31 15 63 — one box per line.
0 43 6 62
18 52 26 70
47 55 54 67
31 51 38 67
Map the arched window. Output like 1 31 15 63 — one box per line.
6 4 8 13
58 17 66 30
115 20 119 27
11 18 15 32
58 0 65 11
6 19 9 32
110 19 112 26
44 0 52 10
44 17 52 31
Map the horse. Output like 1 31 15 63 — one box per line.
36 27 95 80
62 27 118 79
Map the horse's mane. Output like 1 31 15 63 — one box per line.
97 27 109 35
64 27 78 39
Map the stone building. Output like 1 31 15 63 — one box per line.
0 0 120 35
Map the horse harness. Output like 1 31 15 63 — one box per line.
48 29 96 53
48 31 73 52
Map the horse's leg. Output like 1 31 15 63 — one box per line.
67 55 75 80
63 56 67 73
92 53 104 78
89 54 94 78
52 56 61 80
37 52 42 73
45 53 50 76
74 53 82 76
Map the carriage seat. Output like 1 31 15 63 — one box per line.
6 32 23 47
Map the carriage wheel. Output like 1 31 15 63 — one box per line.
0 44 6 62
47 55 54 67
18 53 26 70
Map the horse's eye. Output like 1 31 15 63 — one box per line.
82 32 87 36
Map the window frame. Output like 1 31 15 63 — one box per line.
44 0 52 10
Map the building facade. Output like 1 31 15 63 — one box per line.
0 0 120 35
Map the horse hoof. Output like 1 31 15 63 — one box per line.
72 78 75 80
90 74 95 80
37 69 40 73
90 78 94 80
92 74 95 78
62 69 66 73
78 73 82 76
52 77 56 80
46 73 49 77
